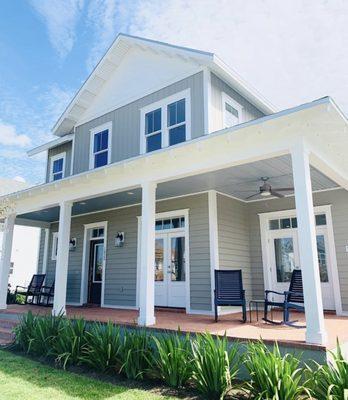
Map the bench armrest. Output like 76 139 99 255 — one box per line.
264 290 285 300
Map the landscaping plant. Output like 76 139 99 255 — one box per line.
81 322 121 373
149 331 193 388
244 341 309 400
191 332 239 400
306 341 348 400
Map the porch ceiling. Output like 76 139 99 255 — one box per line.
17 154 338 224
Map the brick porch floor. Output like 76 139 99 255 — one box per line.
2 304 348 351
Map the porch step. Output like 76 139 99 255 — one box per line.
0 327 15 343
0 317 19 345
0 318 19 330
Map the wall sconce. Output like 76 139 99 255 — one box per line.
69 238 77 251
115 232 125 247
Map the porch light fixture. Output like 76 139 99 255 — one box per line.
260 189 271 197
115 232 125 247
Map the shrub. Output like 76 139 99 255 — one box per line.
118 329 152 380
81 322 120 373
244 341 309 400
306 341 348 400
191 332 239 400
52 318 87 369
149 332 193 388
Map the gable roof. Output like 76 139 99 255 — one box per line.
53 33 277 137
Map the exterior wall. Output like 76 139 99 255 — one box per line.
210 72 264 132
46 141 72 183
217 194 252 301
73 72 204 175
247 189 348 312
39 193 211 311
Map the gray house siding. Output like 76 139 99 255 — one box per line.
210 72 264 132
38 192 211 311
247 189 348 312
217 194 252 301
46 141 72 183
73 72 205 175
36 229 45 274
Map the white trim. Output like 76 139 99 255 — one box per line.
80 221 108 306
140 89 191 154
258 205 342 314
51 231 58 261
89 122 112 170
70 129 75 176
203 67 212 134
27 134 74 157
136 208 191 313
221 92 244 128
49 152 66 182
208 190 219 313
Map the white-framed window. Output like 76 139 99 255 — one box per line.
49 152 66 182
222 92 243 128
89 122 112 169
51 232 58 261
140 89 191 154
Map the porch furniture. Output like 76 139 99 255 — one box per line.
264 269 305 327
249 299 273 323
38 280 55 306
214 269 247 323
14 274 46 304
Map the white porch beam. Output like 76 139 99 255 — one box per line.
291 142 327 345
52 201 72 316
138 181 157 326
0 214 16 309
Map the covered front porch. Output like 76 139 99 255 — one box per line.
1 97 348 347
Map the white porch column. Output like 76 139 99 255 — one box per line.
0 214 16 309
291 143 327 344
138 181 157 326
52 201 72 316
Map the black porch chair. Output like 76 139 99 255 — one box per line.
38 280 55 306
15 274 46 304
264 269 305 327
214 269 247 323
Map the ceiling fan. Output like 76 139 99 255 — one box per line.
244 177 294 200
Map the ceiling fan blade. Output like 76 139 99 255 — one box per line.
270 190 285 198
245 192 260 200
273 187 294 192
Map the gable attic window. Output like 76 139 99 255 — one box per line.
50 152 66 182
140 89 191 154
89 122 112 169
222 92 243 128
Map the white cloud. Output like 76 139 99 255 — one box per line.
13 176 26 183
0 121 31 147
30 0 84 58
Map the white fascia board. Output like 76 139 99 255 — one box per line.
27 134 74 157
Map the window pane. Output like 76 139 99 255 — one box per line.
170 237 185 281
291 218 297 228
172 218 180 228
94 151 108 168
317 235 329 282
147 132 161 152
177 99 185 123
93 244 103 282
155 220 163 230
169 125 186 146
168 102 176 127
145 109 161 135
180 217 185 227
53 158 63 173
154 109 161 132
53 172 63 181
269 219 279 230
280 218 291 229
94 130 108 153
315 214 327 226
163 219 171 229
145 111 153 134
274 237 295 282
155 239 164 281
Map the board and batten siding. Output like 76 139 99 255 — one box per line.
217 194 252 300
247 188 348 312
38 193 211 311
73 72 205 175
45 141 72 183
36 229 46 274
210 72 264 133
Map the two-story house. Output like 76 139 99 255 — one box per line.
1 34 348 346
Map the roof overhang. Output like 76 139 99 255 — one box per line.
27 134 74 157
3 97 348 216
52 33 277 137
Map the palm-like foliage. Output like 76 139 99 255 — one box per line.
81 322 120 373
244 341 309 400
306 341 348 400
191 332 239 400
149 332 193 388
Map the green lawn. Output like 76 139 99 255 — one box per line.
0 350 179 400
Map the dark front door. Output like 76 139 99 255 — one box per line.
88 239 104 305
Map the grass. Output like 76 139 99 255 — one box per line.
0 350 182 400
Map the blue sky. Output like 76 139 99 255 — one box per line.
0 0 347 185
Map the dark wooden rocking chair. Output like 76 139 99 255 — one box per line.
14 274 46 304
214 269 247 323
38 280 55 306
264 269 305 328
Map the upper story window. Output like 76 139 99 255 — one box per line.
50 152 66 182
222 92 243 128
140 89 191 154
89 122 112 169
